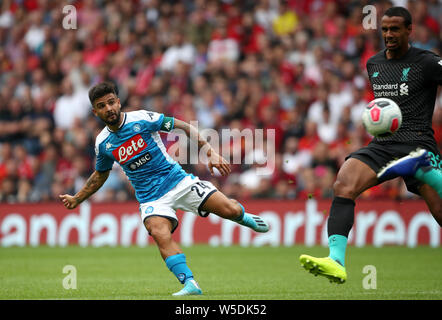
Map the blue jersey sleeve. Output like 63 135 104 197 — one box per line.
140 110 165 132
95 144 114 172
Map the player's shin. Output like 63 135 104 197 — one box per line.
327 197 355 267
165 253 203 296
415 167 442 198
165 253 194 284
232 202 245 222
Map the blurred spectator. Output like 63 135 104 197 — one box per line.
239 146 274 198
311 141 338 173
282 136 311 175
160 30 196 72
31 143 58 201
297 168 322 200
24 10 46 53
186 8 213 47
254 0 279 33
207 19 240 65
272 1 298 36
349 86 369 127
0 177 17 203
270 152 297 199
53 77 91 130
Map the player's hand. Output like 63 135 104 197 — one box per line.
208 150 231 176
59 194 80 209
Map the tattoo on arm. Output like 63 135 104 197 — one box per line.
73 170 110 204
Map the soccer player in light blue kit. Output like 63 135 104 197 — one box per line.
59 82 269 296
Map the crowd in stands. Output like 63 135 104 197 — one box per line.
0 0 441 203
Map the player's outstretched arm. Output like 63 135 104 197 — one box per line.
173 119 231 176
59 170 110 209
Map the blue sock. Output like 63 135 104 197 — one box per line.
165 253 193 284
328 235 348 267
233 202 245 222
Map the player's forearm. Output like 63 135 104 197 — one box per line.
73 170 109 204
174 119 215 155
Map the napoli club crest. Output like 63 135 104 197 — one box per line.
146 206 154 214
133 124 141 132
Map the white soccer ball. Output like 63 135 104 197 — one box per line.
362 98 402 137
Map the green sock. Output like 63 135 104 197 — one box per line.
415 167 442 197
328 235 348 267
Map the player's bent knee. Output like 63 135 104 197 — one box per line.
333 179 357 199
144 217 173 239
148 225 172 242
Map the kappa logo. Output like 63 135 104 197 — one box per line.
164 120 172 131
399 83 408 96
105 142 112 150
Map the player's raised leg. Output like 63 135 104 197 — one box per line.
377 148 442 199
144 216 202 296
377 148 430 179
419 184 442 227
200 191 269 233
300 158 378 283
416 166 442 199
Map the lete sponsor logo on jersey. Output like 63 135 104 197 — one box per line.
112 134 148 164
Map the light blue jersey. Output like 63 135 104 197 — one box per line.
94 110 188 203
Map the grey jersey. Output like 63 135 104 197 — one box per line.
366 46 442 146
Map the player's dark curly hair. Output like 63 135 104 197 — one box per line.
88 81 119 105
384 6 412 27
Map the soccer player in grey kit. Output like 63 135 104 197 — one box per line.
299 6 442 284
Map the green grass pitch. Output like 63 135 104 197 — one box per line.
1 245 441 300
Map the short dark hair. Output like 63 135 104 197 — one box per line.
88 81 118 105
384 6 412 27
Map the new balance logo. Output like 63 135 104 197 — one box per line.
399 83 408 96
